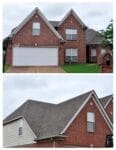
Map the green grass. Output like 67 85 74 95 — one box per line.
3 64 10 73
62 63 100 73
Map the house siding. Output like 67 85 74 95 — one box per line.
3 118 36 147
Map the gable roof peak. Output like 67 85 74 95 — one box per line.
9 7 63 40
59 8 87 28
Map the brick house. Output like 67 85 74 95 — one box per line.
4 7 110 66
3 90 113 147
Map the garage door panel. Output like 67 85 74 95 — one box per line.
13 47 58 66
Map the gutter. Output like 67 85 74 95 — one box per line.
34 135 67 142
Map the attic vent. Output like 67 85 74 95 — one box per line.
35 15 38 18
90 102 93 106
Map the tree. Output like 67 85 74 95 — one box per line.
100 20 113 49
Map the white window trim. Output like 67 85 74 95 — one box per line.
65 29 77 40
87 112 95 122
33 22 40 29
66 48 78 61
32 22 40 35
87 112 95 132
91 49 96 57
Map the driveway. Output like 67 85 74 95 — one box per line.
6 66 65 73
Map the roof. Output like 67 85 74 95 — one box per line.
86 28 103 44
49 21 60 27
58 9 87 28
3 90 113 140
99 95 113 108
9 7 63 40
3 91 92 139
7 8 104 45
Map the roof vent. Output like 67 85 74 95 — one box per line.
35 15 38 18
35 43 38 46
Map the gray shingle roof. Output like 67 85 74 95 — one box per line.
99 95 113 108
3 90 92 140
86 28 103 44
49 21 60 27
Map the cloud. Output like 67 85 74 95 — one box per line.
3 74 113 118
3 2 112 37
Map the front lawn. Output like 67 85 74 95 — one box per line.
62 63 100 73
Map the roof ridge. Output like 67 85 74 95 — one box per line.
26 99 56 105
58 90 93 105
99 94 113 100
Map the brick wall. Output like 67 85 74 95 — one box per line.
58 14 86 64
12 13 59 47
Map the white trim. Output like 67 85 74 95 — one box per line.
60 91 93 134
93 92 113 128
104 96 113 109
10 7 63 40
58 9 86 27
91 95 112 132
60 90 113 134
22 117 37 139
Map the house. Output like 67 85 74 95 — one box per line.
4 7 109 66
3 90 113 147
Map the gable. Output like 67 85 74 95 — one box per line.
3 117 37 147
13 13 60 45
63 97 112 146
61 92 112 134
59 9 86 28
11 8 63 44
59 14 84 29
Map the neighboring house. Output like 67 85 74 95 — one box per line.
4 7 110 66
3 90 113 147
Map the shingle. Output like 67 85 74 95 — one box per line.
86 28 103 44
3 90 92 139
99 95 113 108
49 21 60 27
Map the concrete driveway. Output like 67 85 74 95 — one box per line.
6 66 65 73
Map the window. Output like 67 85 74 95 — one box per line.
19 127 23 136
87 112 95 132
90 49 97 62
32 22 40 35
65 49 78 63
65 29 77 40
18 119 23 136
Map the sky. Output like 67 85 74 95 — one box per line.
3 1 113 37
3 74 113 118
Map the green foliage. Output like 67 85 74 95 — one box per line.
100 20 113 49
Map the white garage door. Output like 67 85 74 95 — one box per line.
13 47 58 66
